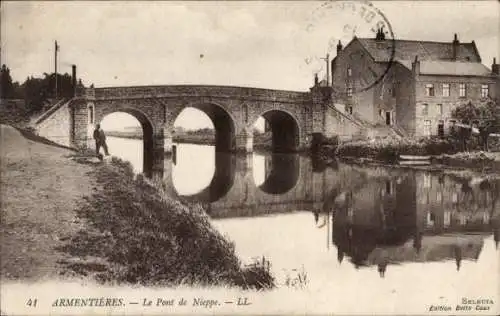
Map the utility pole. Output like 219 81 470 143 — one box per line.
320 53 330 86
55 41 59 99
326 210 330 250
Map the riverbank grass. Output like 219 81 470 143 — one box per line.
336 136 460 162
432 151 500 171
334 136 500 171
58 156 274 289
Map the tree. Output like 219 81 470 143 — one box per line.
20 72 83 113
451 99 500 151
1 64 15 99
23 76 48 113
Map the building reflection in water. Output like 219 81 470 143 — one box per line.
329 167 500 277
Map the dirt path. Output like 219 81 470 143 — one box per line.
0 124 96 281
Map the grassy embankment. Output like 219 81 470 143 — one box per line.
1 124 273 289
316 135 500 172
59 156 273 288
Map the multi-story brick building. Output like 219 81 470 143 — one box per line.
331 30 499 137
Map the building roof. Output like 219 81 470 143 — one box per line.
350 37 494 77
397 60 493 76
357 38 480 63
317 79 329 87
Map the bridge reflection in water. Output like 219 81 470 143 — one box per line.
163 152 307 216
159 151 499 275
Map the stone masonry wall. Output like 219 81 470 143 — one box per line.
395 65 416 135
35 101 71 147
324 106 363 140
72 99 91 149
332 39 382 123
92 85 309 103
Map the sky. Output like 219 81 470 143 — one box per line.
2 1 499 129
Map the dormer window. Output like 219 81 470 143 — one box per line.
347 67 352 78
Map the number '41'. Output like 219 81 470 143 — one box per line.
27 298 38 307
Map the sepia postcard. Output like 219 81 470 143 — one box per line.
0 1 499 315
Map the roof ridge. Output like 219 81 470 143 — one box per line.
396 58 485 64
358 38 474 46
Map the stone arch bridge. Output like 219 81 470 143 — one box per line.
35 84 363 178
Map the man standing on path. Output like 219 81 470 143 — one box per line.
93 124 109 158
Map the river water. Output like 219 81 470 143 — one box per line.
107 136 499 308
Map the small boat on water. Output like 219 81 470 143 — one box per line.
398 154 431 165
399 160 430 165
399 154 431 161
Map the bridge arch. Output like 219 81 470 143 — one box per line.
98 107 155 177
254 109 301 153
171 101 237 153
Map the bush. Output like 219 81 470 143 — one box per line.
489 136 500 152
435 151 500 171
335 136 463 162
311 133 339 154
236 257 274 290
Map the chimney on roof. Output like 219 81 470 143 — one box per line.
72 64 77 97
314 73 319 86
492 57 499 75
411 55 420 77
452 33 459 60
337 40 343 55
375 27 385 41
471 40 481 62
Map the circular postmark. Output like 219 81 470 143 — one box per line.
301 0 396 92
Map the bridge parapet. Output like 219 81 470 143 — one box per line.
84 87 96 100
91 85 310 104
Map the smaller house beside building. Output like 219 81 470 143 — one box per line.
331 31 499 137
